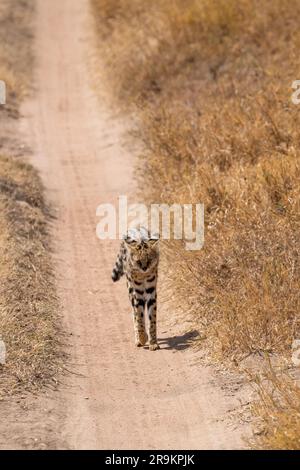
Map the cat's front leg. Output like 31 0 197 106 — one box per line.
131 290 147 347
146 285 159 351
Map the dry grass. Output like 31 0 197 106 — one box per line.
0 156 60 394
0 0 34 118
251 367 300 449
0 0 61 395
92 0 300 448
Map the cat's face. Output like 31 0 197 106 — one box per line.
125 238 159 272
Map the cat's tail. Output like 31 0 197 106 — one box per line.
111 245 124 282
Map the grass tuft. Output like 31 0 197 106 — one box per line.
0 156 61 394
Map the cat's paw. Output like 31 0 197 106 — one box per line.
149 343 160 351
135 333 148 347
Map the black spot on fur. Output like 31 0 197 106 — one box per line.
147 298 156 309
146 287 155 294
135 289 144 295
147 276 156 283
136 299 145 307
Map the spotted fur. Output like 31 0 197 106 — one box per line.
112 228 160 350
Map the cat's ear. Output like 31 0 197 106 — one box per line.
148 236 159 247
123 234 138 247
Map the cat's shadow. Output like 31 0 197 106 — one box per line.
158 329 199 351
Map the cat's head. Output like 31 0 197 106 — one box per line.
124 227 159 273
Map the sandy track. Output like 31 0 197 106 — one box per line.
11 0 249 449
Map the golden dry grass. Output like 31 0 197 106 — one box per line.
0 0 61 394
0 0 34 117
251 367 300 449
91 0 300 448
0 156 60 394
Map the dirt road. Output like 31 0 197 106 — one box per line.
3 0 249 449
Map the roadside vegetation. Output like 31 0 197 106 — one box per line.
92 0 300 448
0 0 60 394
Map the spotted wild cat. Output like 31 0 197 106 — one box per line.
112 227 160 350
